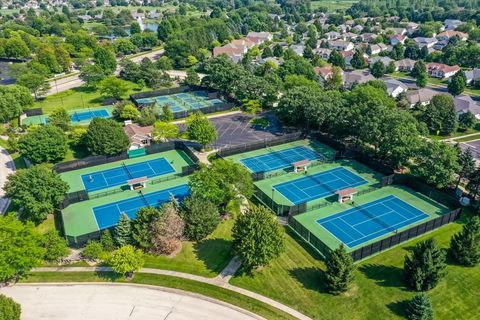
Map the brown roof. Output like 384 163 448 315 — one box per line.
336 188 358 196
127 176 148 185
123 124 153 140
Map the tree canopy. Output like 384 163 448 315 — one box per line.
85 118 130 156
4 165 68 224
18 125 68 164
232 205 285 271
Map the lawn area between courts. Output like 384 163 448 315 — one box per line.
231 210 480 320
143 219 234 277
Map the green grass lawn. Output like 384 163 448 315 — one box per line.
143 218 234 277
230 210 480 320
311 0 358 11
454 133 480 142
22 272 295 320
34 81 145 114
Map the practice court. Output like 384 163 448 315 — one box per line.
240 146 322 173
93 184 190 230
274 167 368 204
317 195 429 248
71 109 109 122
81 158 175 192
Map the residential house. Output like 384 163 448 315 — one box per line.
123 124 153 149
78 14 92 21
444 19 463 30
360 33 378 43
343 32 359 41
413 37 438 48
387 28 407 36
464 68 480 85
433 40 449 51
383 78 408 98
427 62 460 79
454 95 480 119
325 31 341 40
246 32 273 44
368 43 388 55
390 34 406 46
131 12 145 20
290 44 305 56
352 25 364 33
406 88 438 107
436 30 468 41
258 57 282 67
395 58 416 72
314 48 332 59
343 70 375 88
406 22 419 35
314 66 344 83
341 50 357 67
329 40 354 52
368 56 394 67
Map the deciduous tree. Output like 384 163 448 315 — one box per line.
41 230 69 262
85 118 130 156
185 112 217 149
0 294 21 320
150 203 185 255
0 214 45 282
48 108 71 131
232 205 284 271
4 165 68 224
152 121 179 142
18 125 68 164
107 245 144 277
182 195 220 241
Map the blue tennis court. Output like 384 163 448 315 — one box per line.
240 146 322 173
317 195 429 248
81 158 175 192
93 184 190 230
71 109 109 122
273 167 368 204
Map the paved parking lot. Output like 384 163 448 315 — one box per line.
459 140 480 160
0 284 261 320
179 112 288 148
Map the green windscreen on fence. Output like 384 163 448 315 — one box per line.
128 148 146 158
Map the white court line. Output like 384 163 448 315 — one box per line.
324 219 358 242
339 216 366 237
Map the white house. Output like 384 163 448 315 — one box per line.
414 37 438 48
426 63 461 79
329 40 354 51
384 78 408 98
444 19 463 30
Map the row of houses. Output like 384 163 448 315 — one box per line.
212 32 273 63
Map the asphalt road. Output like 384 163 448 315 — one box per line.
0 284 262 320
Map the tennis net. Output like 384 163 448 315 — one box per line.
122 162 133 179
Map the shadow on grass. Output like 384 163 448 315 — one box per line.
358 264 408 290
285 227 325 262
288 267 328 293
387 299 409 318
193 238 233 274
94 271 122 282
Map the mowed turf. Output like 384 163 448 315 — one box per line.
231 210 480 320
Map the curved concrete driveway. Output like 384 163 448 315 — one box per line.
0 283 263 320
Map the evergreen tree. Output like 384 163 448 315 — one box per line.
323 244 355 294
371 61 386 78
467 168 480 199
350 50 366 69
458 112 476 131
406 293 434 320
131 207 161 250
456 148 475 188
448 71 466 96
404 239 446 291
328 50 346 69
114 213 132 247
161 104 174 122
181 194 220 241
100 230 116 252
450 216 480 266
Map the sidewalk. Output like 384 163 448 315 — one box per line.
0 146 15 214
32 266 311 320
